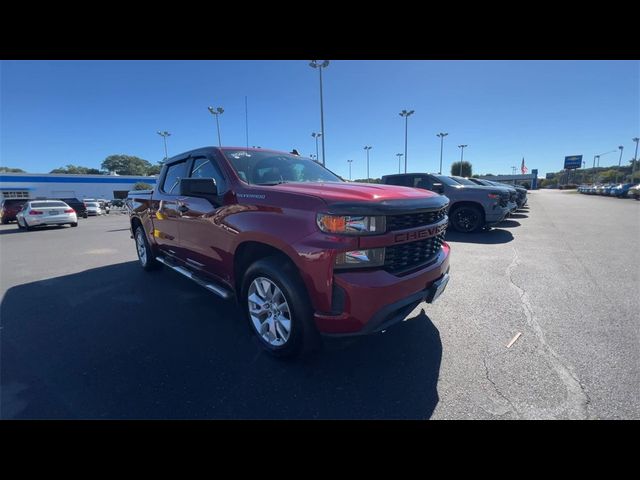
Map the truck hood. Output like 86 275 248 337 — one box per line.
265 181 440 202
262 181 448 215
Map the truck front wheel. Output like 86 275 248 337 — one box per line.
450 205 484 233
134 225 160 271
241 256 319 358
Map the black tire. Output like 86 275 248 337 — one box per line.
23 219 32 231
134 225 160 271
17 218 24 229
83 213 88 219
241 256 320 359
1 217 8 225
450 204 484 233
71 222 78 227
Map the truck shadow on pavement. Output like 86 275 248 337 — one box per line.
445 228 513 244
496 219 521 228
1 261 442 420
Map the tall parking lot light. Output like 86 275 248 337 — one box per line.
437 132 448 174
399 110 415 173
207 106 224 147
309 61 329 166
458 144 468 176
632 137 640 180
347 159 353 180
157 131 171 161
616 145 624 183
396 153 403 174
364 146 372 182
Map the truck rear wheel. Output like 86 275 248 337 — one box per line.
134 225 160 271
450 205 483 233
241 256 319 359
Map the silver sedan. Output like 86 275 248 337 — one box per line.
16 200 78 230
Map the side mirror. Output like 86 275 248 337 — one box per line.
432 183 445 194
180 178 218 197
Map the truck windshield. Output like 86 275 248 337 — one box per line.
450 176 478 186
221 149 343 185
433 175 464 187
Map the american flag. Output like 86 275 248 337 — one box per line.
521 157 528 174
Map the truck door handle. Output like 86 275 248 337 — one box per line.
178 205 189 213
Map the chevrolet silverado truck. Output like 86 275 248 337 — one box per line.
381 173 511 232
450 176 518 212
467 178 527 208
128 147 451 358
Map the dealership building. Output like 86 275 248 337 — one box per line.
0 173 158 201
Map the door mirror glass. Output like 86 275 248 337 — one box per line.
180 178 218 197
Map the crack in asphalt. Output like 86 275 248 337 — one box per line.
506 247 591 419
482 357 519 418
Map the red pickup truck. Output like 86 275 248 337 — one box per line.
128 147 451 357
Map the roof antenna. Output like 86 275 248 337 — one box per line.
290 149 300 156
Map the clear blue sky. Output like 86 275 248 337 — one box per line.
1 60 638 178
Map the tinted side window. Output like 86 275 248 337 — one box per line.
413 176 433 190
384 176 408 186
162 161 188 194
189 156 226 192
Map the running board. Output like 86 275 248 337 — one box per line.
156 256 232 299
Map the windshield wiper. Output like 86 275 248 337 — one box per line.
255 181 290 186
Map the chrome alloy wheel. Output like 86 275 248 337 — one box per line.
247 277 292 347
135 229 147 266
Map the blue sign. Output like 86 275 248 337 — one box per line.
564 155 582 170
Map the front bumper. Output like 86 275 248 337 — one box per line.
485 205 510 226
314 242 451 335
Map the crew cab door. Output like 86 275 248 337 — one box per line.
175 153 232 286
153 157 190 258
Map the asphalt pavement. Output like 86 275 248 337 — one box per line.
1 193 638 419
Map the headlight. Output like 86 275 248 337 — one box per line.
335 248 385 269
316 214 386 235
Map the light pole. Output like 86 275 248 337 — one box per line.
207 106 224 147
347 159 353 180
157 131 171 161
396 153 403 174
399 110 415 173
458 144 468 176
312 132 322 165
632 137 640 181
437 132 448 174
364 146 372 182
616 145 624 183
309 60 329 166
591 150 616 183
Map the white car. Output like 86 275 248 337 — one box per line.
16 200 78 230
85 201 103 216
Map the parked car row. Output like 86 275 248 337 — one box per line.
2 196 121 228
381 173 527 232
578 183 640 199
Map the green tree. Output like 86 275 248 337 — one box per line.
50 164 102 174
0 166 26 173
353 178 381 184
133 182 153 190
147 162 163 176
450 161 472 177
102 155 153 175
